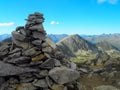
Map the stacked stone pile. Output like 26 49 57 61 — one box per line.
0 12 80 90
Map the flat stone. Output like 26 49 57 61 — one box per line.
9 52 21 58
45 38 56 49
16 26 24 31
23 47 41 57
8 77 19 84
42 47 52 53
20 78 34 83
0 61 37 76
32 79 48 88
49 67 80 84
0 77 5 85
52 84 64 90
54 59 62 67
45 76 53 88
35 19 44 24
32 31 46 40
44 53 52 58
79 68 89 74
70 62 77 70
41 42 49 48
12 37 31 49
20 29 27 36
32 54 46 61
93 68 105 73
0 44 10 52
6 56 31 64
0 50 9 57
16 83 36 90
32 40 42 46
28 14 35 20
39 70 48 77
29 24 44 31
12 31 26 41
40 58 55 69
9 48 21 54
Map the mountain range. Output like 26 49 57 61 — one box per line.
1 33 120 51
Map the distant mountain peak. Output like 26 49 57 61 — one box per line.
57 34 99 57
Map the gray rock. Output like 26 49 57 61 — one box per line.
0 82 9 90
117 82 120 86
16 26 24 31
12 31 26 41
23 47 41 57
9 48 21 54
70 62 77 70
32 31 46 40
8 77 19 84
12 37 31 49
51 84 65 90
76 82 83 90
0 61 37 76
5 56 31 64
49 67 80 84
79 68 89 74
45 76 53 88
41 42 49 48
19 73 34 83
54 59 62 67
28 14 35 20
93 85 119 90
39 70 48 77
20 29 27 36
0 50 9 57
32 79 48 88
0 77 5 85
9 52 21 58
93 68 105 73
42 47 52 53
45 38 56 49
108 71 117 78
40 58 55 69
35 19 44 24
29 24 44 31
0 44 10 52
0 44 10 57
20 78 34 83
16 83 36 90
44 53 52 58
32 40 42 46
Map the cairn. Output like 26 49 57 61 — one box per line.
0 12 80 90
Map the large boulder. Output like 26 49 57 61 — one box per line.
49 67 80 84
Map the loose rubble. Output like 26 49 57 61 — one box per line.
0 12 80 90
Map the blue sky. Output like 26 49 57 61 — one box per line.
0 0 120 35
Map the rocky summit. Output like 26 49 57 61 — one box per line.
0 12 80 90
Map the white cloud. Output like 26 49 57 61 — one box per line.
50 21 59 25
0 22 15 27
97 0 118 4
